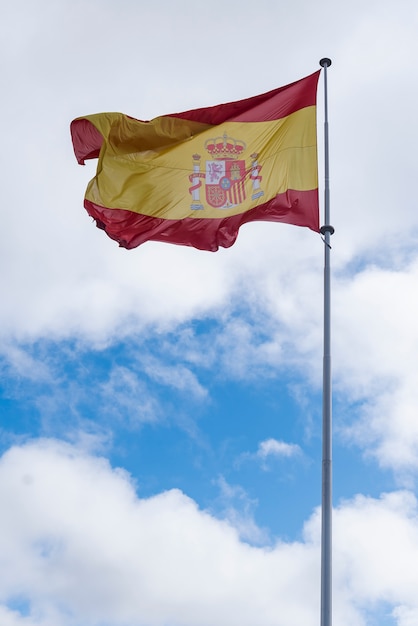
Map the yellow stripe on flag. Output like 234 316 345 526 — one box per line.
85 106 317 221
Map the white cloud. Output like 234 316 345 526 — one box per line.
0 440 319 626
394 606 418 626
1 440 418 625
331 259 418 476
0 346 52 384
99 365 162 427
258 438 302 460
305 490 418 625
139 355 208 400
236 438 302 473
211 475 269 545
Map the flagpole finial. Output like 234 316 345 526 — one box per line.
320 58 332 67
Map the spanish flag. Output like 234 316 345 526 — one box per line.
71 71 320 252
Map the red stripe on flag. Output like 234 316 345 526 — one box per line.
84 188 319 252
168 71 320 125
70 118 104 165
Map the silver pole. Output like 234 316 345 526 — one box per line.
319 57 334 626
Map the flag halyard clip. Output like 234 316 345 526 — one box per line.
320 224 335 248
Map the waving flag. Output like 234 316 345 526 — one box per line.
71 71 320 252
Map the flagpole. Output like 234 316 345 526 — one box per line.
319 57 334 626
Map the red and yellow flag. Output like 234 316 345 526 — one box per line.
71 71 320 252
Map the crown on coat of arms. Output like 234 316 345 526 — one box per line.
204 133 246 159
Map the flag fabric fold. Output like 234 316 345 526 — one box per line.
71 71 320 252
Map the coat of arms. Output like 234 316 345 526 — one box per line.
189 132 264 211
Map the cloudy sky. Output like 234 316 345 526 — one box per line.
1 0 418 625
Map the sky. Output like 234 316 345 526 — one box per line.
1 0 418 625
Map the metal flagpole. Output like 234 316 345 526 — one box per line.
319 57 334 626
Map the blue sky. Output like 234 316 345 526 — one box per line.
1 1 418 625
